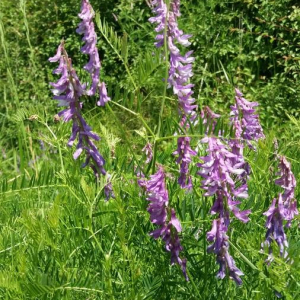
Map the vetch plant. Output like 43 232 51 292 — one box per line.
198 137 251 285
44 0 299 292
262 155 298 261
149 0 197 189
49 0 113 200
139 165 188 280
76 0 110 106
231 88 265 148
49 42 106 178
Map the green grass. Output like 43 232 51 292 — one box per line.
1 0 300 299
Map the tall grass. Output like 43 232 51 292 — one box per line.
0 0 299 299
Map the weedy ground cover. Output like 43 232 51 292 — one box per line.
0 0 300 299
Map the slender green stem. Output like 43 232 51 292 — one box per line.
110 100 155 138
156 2 170 138
156 134 205 142
95 14 137 90
186 269 202 299
106 103 145 173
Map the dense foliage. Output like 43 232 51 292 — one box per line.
0 0 300 299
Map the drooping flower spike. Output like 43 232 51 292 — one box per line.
229 88 265 196
49 42 106 178
200 106 221 135
198 137 250 285
262 155 298 261
76 0 110 105
142 142 153 164
173 135 196 190
231 88 265 147
207 217 244 285
138 166 188 280
275 156 298 226
149 1 197 190
149 0 197 118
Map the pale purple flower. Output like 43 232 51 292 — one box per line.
49 42 106 177
263 195 288 259
231 88 265 147
149 1 197 191
77 0 110 106
197 137 250 220
207 218 244 285
275 156 298 226
104 181 115 201
97 82 111 106
149 0 197 117
173 136 196 190
200 106 221 135
140 166 188 280
198 137 250 284
142 142 153 164
262 155 298 260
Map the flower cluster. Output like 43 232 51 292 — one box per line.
230 88 265 192
149 0 196 117
263 155 298 260
231 88 265 147
200 106 221 135
198 137 251 285
49 42 106 178
142 142 153 164
76 0 110 106
139 166 188 280
173 136 196 190
207 218 244 285
149 0 197 190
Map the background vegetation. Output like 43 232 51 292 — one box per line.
0 0 300 299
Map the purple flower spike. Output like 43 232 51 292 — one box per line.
200 106 221 135
207 218 244 285
275 156 298 226
198 137 250 285
142 142 153 164
149 0 196 117
263 195 288 259
104 178 115 201
197 137 250 220
262 155 298 260
49 42 106 178
173 136 196 190
231 88 264 147
97 82 111 106
77 0 110 106
149 1 197 191
142 166 188 280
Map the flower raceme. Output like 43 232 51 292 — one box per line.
139 166 188 280
76 0 110 106
142 142 153 164
149 0 196 118
173 135 196 190
49 42 106 178
198 137 251 285
263 155 298 260
149 0 197 190
275 156 298 227
49 0 114 200
231 88 265 147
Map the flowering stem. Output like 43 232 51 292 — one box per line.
186 269 202 299
61 46 103 177
156 1 170 139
